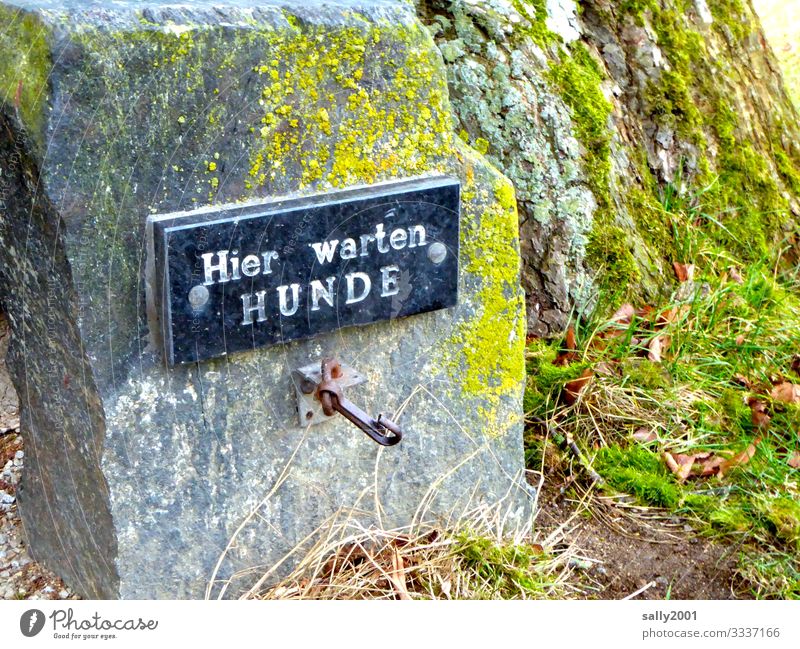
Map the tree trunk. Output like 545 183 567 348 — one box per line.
417 0 800 335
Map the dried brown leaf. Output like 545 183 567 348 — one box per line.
565 326 577 351
787 452 800 469
389 547 411 600
611 303 636 325
674 454 696 482
563 369 593 405
694 455 726 477
633 427 657 443
735 334 746 346
719 438 760 476
656 308 675 328
748 397 771 430
553 326 579 366
771 382 800 404
594 361 617 377
673 262 695 283
662 452 680 476
647 335 669 362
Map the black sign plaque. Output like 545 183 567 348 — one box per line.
148 176 460 365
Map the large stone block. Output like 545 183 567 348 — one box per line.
0 0 531 598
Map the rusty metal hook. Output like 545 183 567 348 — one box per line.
317 357 403 446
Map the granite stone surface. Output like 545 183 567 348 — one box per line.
0 0 531 598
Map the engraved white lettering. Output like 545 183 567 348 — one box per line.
345 272 371 304
380 265 400 297
375 223 390 253
389 228 407 250
241 291 267 325
277 283 301 316
261 250 279 274
241 254 260 277
407 224 427 248
310 276 336 311
339 238 358 260
202 250 229 285
309 240 339 264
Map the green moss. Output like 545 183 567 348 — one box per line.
614 0 794 272
545 43 646 296
757 497 800 550
707 0 750 41
587 224 640 298
643 70 703 143
509 0 558 46
0 7 51 148
546 43 612 205
595 445 681 508
621 358 672 390
524 339 590 415
454 532 550 598
708 504 754 534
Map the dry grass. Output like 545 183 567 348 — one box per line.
246 506 582 600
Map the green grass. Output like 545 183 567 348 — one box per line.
524 181 800 598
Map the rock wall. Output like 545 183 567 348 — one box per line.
0 0 531 598
417 0 800 334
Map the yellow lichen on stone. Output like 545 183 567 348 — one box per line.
244 18 454 192
442 149 526 437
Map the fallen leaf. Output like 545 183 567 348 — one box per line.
791 355 800 377
389 547 411 600
696 455 727 477
771 382 800 403
664 452 703 482
662 451 680 476
719 438 760 476
563 369 593 405
656 308 675 327
748 397 771 430
633 427 657 442
647 335 669 362
729 267 744 284
554 326 579 366
674 454 696 482
565 326 577 351
732 374 752 389
735 334 746 346
788 452 800 469
673 262 695 283
611 303 636 325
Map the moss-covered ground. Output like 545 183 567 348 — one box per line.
525 181 800 597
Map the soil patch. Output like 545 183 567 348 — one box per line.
536 478 743 599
